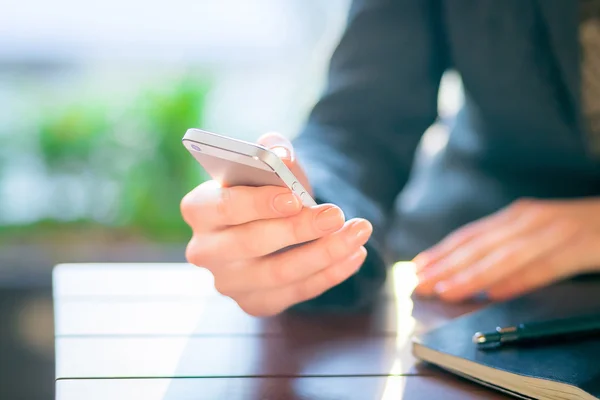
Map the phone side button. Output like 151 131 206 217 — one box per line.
299 192 308 203
291 181 300 192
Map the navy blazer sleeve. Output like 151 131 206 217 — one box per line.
290 0 448 311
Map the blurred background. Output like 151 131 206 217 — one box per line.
0 1 462 399
0 0 355 282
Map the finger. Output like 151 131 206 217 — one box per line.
257 132 312 196
413 200 545 273
415 206 552 296
181 181 302 231
236 246 368 317
432 218 582 302
188 204 345 265
486 259 568 302
214 218 372 295
487 232 598 301
413 209 515 273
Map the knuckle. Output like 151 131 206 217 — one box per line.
237 300 277 318
276 214 304 247
185 242 196 265
237 234 262 258
269 260 291 285
444 226 475 247
185 236 210 267
452 228 473 243
287 214 304 243
251 188 272 218
494 249 518 266
323 237 347 265
322 265 344 288
180 192 197 223
213 278 232 297
236 301 259 316
181 183 215 221
292 280 314 303
321 245 337 267
185 237 201 265
180 194 191 215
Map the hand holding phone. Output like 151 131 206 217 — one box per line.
180 131 373 316
182 128 316 206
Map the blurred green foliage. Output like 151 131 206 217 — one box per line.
117 77 212 241
9 75 212 243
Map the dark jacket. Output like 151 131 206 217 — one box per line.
291 0 600 311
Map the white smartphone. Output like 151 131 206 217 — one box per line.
182 128 317 207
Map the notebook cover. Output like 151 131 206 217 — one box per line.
413 275 600 398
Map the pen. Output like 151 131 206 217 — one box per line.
473 313 600 349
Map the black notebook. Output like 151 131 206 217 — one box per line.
411 276 600 400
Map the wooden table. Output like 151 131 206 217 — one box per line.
53 262 509 399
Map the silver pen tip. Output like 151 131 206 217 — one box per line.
472 332 487 344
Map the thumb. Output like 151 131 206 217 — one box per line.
257 132 312 195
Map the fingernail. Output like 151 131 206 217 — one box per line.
346 219 372 245
434 281 450 294
315 206 345 231
413 253 431 271
417 263 440 282
273 192 300 214
270 146 291 160
416 271 429 284
349 247 367 263
415 274 434 294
